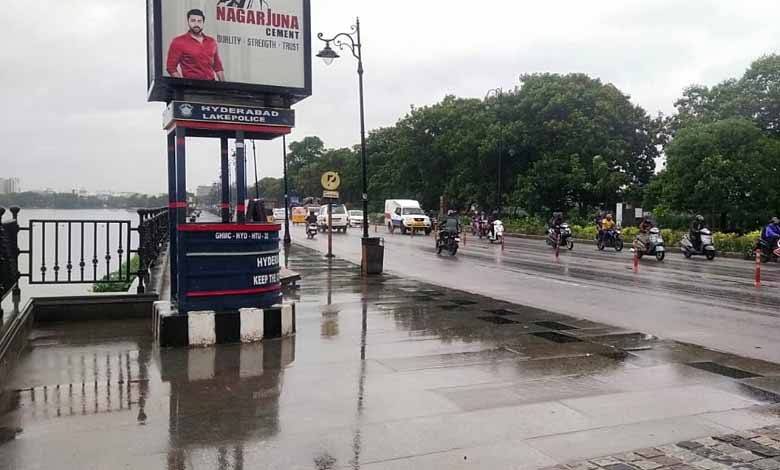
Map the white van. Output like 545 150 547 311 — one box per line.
317 204 349 233
384 199 432 235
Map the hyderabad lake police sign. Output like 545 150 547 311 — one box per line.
164 101 295 128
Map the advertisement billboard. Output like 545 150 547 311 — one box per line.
147 0 311 103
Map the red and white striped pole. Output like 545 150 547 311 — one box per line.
755 249 762 288
633 241 639 273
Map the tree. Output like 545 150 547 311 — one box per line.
662 118 780 231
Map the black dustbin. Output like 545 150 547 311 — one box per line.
362 237 384 275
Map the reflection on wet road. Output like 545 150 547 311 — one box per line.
1 245 780 469
292 225 780 362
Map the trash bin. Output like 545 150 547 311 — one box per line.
362 237 384 275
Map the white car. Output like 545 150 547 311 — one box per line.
317 204 349 233
272 208 286 221
348 210 365 228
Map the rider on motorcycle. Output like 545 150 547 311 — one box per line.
488 209 499 238
549 212 564 233
601 213 615 234
762 217 780 251
689 214 705 250
595 211 605 242
637 213 654 249
441 210 461 236
306 211 317 225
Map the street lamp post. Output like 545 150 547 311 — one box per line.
486 88 504 214
317 18 369 242
282 134 291 245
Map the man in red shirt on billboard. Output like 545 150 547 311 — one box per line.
166 9 225 81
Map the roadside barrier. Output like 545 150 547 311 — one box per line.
633 241 639 273
755 249 762 288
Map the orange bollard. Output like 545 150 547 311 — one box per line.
755 249 762 288
555 242 560 260
633 241 639 273
374 223 378 233
501 236 505 252
463 231 466 246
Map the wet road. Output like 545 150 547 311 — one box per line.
2 245 780 469
290 225 780 363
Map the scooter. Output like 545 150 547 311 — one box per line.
597 228 624 252
634 227 665 261
546 224 574 250
680 228 716 260
487 220 504 244
306 223 318 240
754 237 780 263
436 230 460 256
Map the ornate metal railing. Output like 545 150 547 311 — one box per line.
135 208 169 294
10 208 168 295
0 207 20 301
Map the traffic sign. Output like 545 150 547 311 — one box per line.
321 171 340 191
323 190 340 199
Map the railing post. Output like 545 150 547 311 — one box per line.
136 209 148 294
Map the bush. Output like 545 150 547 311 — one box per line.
92 255 139 293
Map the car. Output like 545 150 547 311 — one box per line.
348 210 365 228
384 199 432 235
317 204 349 233
272 208 287 221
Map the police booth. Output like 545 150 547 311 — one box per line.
146 0 311 341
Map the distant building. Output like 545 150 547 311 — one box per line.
0 177 21 194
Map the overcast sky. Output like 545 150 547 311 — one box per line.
1 0 778 194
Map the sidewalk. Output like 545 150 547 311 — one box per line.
1 244 779 469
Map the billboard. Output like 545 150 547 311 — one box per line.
147 0 311 103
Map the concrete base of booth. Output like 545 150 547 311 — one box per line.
153 301 295 348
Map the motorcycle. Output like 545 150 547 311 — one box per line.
487 220 504 244
754 237 780 263
634 227 665 261
436 230 460 256
680 228 716 260
597 228 624 252
306 223 318 240
546 224 574 250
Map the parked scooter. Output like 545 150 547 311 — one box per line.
436 230 460 256
546 224 574 250
597 228 624 252
680 228 716 260
306 223 318 240
754 237 780 263
634 227 665 261
487 220 504 244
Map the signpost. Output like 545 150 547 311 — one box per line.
322 172 340 259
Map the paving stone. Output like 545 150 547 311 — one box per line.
657 445 683 454
637 449 667 459
671 451 705 464
715 435 746 446
737 431 761 440
591 457 623 467
742 443 780 458
753 459 780 470
679 441 705 450
650 456 683 467
714 444 750 456
568 461 599 470
754 438 780 448
669 465 698 470
604 464 640 470
733 452 762 463
691 460 729 470
633 460 663 470
695 438 721 447
693 448 726 460
616 453 645 463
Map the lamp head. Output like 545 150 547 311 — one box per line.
316 43 340 65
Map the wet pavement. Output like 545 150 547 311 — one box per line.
2 244 780 469
291 225 780 363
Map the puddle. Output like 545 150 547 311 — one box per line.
531 331 583 343
688 361 762 379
